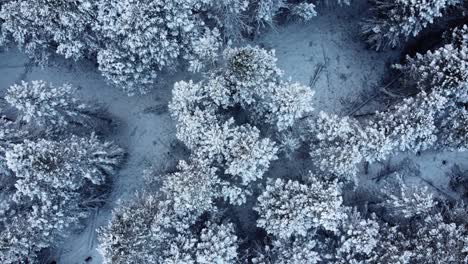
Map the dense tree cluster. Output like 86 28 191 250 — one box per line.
362 0 463 50
98 40 468 263
169 46 314 204
98 190 240 264
254 176 345 238
310 69 467 181
2 1 468 263
0 0 350 95
253 177 468 264
98 46 314 263
0 81 124 263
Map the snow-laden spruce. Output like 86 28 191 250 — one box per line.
395 44 468 91
362 0 463 50
334 208 380 263
0 0 348 95
0 80 124 264
98 194 165 264
254 175 345 239
381 177 436 219
169 46 314 204
253 234 322 264
0 136 123 264
170 46 314 133
310 87 454 180
7 135 123 193
6 80 90 128
95 0 222 95
160 159 221 225
0 0 98 62
99 192 239 264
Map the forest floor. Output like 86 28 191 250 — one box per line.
0 0 466 263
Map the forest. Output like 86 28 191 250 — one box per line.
0 0 468 263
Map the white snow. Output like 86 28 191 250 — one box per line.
0 0 465 262
254 1 398 114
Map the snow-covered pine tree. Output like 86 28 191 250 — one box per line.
290 3 318 21
5 80 100 132
309 111 379 179
380 177 437 220
170 107 278 205
0 117 28 155
0 135 123 263
375 212 468 263
98 193 167 264
169 46 314 205
310 88 449 180
99 191 239 264
6 135 123 195
223 123 278 186
193 221 239 264
393 27 468 150
222 46 282 105
362 0 463 50
252 234 322 264
254 175 345 239
222 46 314 130
172 116 278 206
0 184 86 264
157 220 239 264
395 44 468 91
370 178 468 263
254 0 288 27
253 192 379 264
367 223 412 264
0 0 98 63
206 0 250 40
438 102 468 151
184 117 279 206
159 159 222 225
253 0 350 27
173 46 314 131
332 208 380 264
445 24 468 48
371 89 448 153
94 0 222 95
407 213 468 263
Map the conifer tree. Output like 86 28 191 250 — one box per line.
362 0 462 50
0 0 98 62
254 175 345 239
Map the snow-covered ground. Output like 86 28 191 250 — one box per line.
255 0 398 114
0 0 466 263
